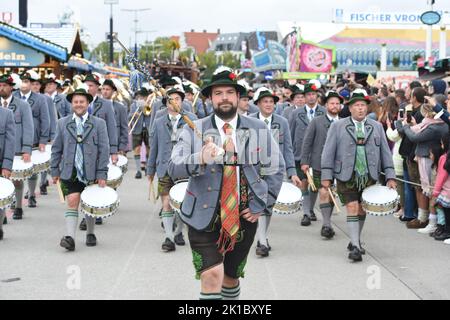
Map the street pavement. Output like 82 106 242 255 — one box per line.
1 157 450 300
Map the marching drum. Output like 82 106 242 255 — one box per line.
0 177 16 210
361 185 399 217
80 185 120 219
273 182 303 215
110 155 128 174
31 150 51 174
11 156 34 181
169 181 188 213
107 164 123 189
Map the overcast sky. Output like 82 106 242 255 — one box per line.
3 0 450 47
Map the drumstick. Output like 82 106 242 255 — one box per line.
56 180 65 204
305 171 317 192
328 187 341 213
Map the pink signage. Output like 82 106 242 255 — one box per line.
299 43 334 73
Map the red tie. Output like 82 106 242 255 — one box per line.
217 123 240 254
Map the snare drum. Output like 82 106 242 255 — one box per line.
361 185 399 216
80 185 120 219
31 150 51 174
0 177 16 210
110 155 128 174
107 164 123 189
273 182 303 215
169 181 188 213
11 156 34 181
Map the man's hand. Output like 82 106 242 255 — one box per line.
111 154 118 165
387 179 397 190
240 208 262 223
22 153 31 163
39 144 46 152
201 136 219 165
321 180 332 189
2 169 11 179
52 176 60 185
291 175 302 187
98 179 107 188
301 164 310 174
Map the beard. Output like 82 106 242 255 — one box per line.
214 102 238 120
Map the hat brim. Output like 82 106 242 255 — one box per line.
201 81 246 98
164 92 185 106
83 79 101 86
325 95 344 104
348 97 370 106
254 94 280 105
67 92 94 103
290 92 305 100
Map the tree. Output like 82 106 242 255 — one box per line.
92 41 120 64
392 57 400 68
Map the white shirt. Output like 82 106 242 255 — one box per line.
327 113 339 123
72 112 89 126
305 105 318 121
214 114 240 197
20 91 32 101
259 113 273 128
169 113 182 134
48 91 57 101
1 95 13 108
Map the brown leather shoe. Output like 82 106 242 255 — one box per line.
406 219 428 229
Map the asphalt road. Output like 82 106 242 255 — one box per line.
1 157 449 300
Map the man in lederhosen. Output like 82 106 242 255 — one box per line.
101 79 129 156
321 89 396 262
0 74 16 239
147 85 197 252
31 73 57 196
289 83 326 227
0 74 33 221
80 73 118 227
129 88 152 179
249 87 300 257
168 67 284 300
14 70 50 209
301 91 343 239
51 88 110 251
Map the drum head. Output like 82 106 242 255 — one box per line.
107 164 123 181
31 150 51 164
45 144 52 153
81 185 119 218
277 183 302 203
169 182 188 203
362 185 397 204
13 156 33 170
0 177 15 198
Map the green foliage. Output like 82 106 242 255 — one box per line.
392 57 400 67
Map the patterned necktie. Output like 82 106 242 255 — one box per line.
2 100 7 108
75 117 86 183
217 123 240 254
354 122 368 191
88 103 93 115
264 118 270 126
